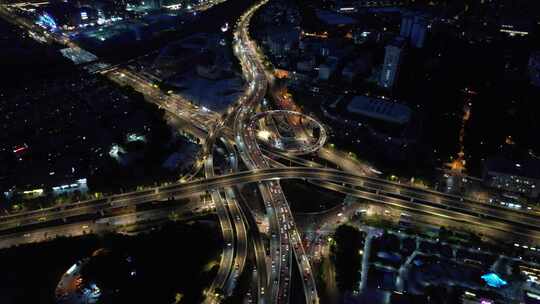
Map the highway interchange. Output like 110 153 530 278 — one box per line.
2 1 540 303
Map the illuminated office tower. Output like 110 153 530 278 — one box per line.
379 37 405 89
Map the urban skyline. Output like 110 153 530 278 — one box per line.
1 0 540 303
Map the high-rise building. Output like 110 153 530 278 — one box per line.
400 12 414 37
400 12 429 48
379 37 405 89
146 0 162 9
529 51 540 87
264 27 300 58
318 57 338 81
410 15 428 48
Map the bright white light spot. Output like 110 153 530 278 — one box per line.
257 130 271 140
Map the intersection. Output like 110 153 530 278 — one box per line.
1 1 540 304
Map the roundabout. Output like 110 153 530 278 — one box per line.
248 110 327 155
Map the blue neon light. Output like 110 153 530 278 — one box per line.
481 273 507 288
37 13 57 29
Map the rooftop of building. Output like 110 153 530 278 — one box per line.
346 95 411 125
388 36 407 48
316 9 357 26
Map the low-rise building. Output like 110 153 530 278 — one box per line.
357 0 409 7
499 15 532 37
483 157 540 198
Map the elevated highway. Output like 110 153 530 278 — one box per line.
3 167 540 243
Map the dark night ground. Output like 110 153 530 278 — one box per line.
281 179 345 213
0 220 220 304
